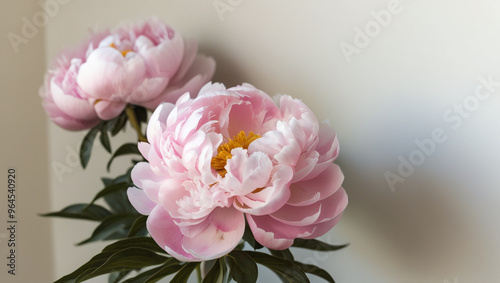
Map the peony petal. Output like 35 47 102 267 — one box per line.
41 87 99 130
271 187 348 226
234 165 293 216
301 124 339 181
77 48 129 100
140 54 216 109
247 212 344 250
127 187 156 215
147 102 175 146
223 149 273 196
246 214 294 250
290 150 319 183
147 205 199 261
131 162 165 203
288 163 344 206
169 38 197 83
182 207 245 260
50 77 97 120
136 32 184 78
93 99 126 120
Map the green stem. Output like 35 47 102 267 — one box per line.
196 263 202 283
125 105 147 142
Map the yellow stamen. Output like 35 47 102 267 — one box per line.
211 131 261 177
109 43 132 57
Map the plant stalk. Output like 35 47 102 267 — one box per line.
125 105 147 142
196 263 202 283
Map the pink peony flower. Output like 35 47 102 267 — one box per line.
127 83 347 261
39 32 107 130
77 18 215 120
40 18 215 129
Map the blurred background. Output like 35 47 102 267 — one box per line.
2 0 500 282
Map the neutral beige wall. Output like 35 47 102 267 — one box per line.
36 0 500 282
0 1 54 282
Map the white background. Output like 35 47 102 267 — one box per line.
2 0 500 282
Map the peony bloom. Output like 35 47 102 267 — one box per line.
40 18 215 129
127 83 347 261
77 18 215 120
39 32 107 130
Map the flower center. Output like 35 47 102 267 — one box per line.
110 43 132 57
211 131 261 177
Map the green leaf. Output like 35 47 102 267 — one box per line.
143 259 183 283
294 261 335 283
245 251 309 283
88 182 130 207
111 166 134 185
77 214 138 245
203 258 227 283
170 262 199 283
76 247 169 282
269 248 294 262
40 203 111 221
127 215 148 237
102 237 167 254
243 223 263 250
122 266 163 283
226 251 258 283
134 106 148 124
122 258 182 283
55 237 168 283
99 126 112 153
80 126 100 168
104 188 136 214
108 270 132 283
102 177 113 186
107 143 141 171
55 250 117 283
110 112 128 136
292 239 348 252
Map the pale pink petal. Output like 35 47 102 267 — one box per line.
234 165 293 215
131 162 165 203
301 214 344 239
223 149 273 196
127 187 156 215
301 124 339 181
93 99 126 120
135 32 184 78
127 77 168 104
147 206 199 261
141 54 215 109
246 214 294 250
290 150 320 182
50 79 96 119
288 164 344 206
42 98 99 130
77 48 129 100
41 85 99 130
182 207 245 260
147 102 175 145
170 38 198 83
248 212 344 250
271 187 348 226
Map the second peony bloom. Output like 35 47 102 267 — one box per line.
127 83 348 261
40 18 215 130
